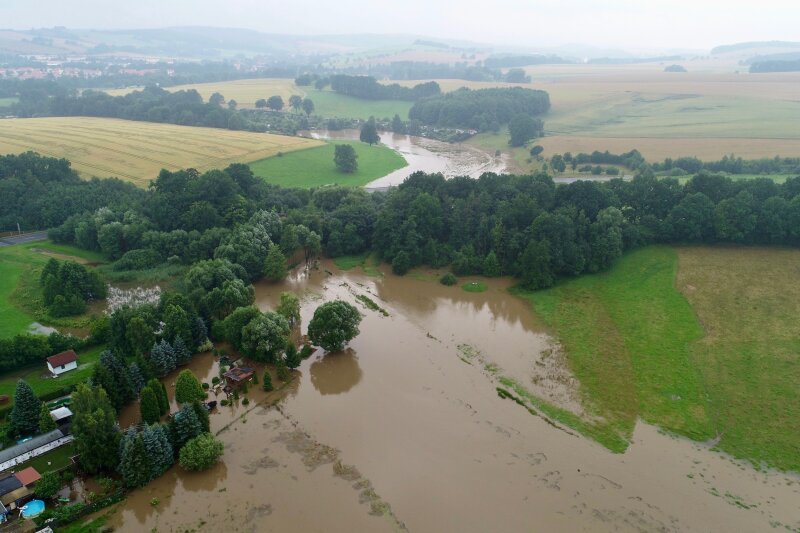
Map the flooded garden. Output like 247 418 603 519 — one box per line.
102 262 800 532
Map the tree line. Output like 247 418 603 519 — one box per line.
327 75 441 101
408 87 551 132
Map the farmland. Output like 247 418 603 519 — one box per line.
250 140 407 188
0 117 322 186
106 79 413 120
519 245 800 471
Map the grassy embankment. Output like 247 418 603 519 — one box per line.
0 117 322 187
332 253 383 277
250 140 407 188
516 245 800 472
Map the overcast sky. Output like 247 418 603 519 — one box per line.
2 0 798 51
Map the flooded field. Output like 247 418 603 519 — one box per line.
302 130 508 188
106 263 800 532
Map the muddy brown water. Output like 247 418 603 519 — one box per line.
301 130 508 189
106 263 800 532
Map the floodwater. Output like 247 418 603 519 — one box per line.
107 263 800 532
301 129 508 188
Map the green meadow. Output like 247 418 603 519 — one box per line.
250 140 407 188
517 245 800 471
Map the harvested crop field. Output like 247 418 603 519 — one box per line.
0 117 322 186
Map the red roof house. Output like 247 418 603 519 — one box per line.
46 350 78 375
13 467 40 487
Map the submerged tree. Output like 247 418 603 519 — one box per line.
307 300 362 352
175 370 205 405
359 117 380 145
179 433 224 471
276 292 301 326
263 243 288 281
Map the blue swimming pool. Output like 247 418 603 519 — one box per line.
20 499 44 518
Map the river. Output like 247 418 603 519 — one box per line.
301 130 509 189
106 263 800 532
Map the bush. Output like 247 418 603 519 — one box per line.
440 272 457 286
175 369 205 404
35 471 63 499
276 364 291 382
262 371 274 392
300 344 313 359
179 433 224 471
220 399 229 406
242 398 250 406
112 249 162 271
211 376 220 385
202 382 210 390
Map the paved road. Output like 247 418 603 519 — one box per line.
0 231 48 247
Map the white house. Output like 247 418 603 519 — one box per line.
46 350 78 376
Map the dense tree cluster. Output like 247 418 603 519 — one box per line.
409 87 550 132
40 258 106 317
372 170 800 288
328 75 441 101
0 152 143 232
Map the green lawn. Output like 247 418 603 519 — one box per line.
15 443 76 473
250 140 407 188
0 345 104 405
0 241 108 338
307 89 413 120
0 246 36 337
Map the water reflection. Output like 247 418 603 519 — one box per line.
181 460 228 492
309 348 363 395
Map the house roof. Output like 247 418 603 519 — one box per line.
0 486 30 505
46 350 77 367
0 429 64 465
13 467 40 486
0 475 21 497
223 367 255 382
49 406 73 421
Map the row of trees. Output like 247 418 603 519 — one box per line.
328 75 441 101
408 87 551 132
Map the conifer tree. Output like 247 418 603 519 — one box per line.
150 340 176 377
119 432 151 488
139 386 161 425
172 336 191 366
10 380 42 437
146 378 170 416
170 404 203 450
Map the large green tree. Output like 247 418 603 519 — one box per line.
39 402 57 433
276 292 301 326
71 384 120 474
179 433 224 471
175 370 205 404
263 243 287 281
241 312 291 362
334 144 358 173
359 117 380 145
307 300 362 352
266 95 284 110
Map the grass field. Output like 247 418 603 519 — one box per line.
518 245 800 471
0 117 322 186
0 241 108 338
0 345 104 411
250 140 406 188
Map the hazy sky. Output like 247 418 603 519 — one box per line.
3 0 799 51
